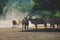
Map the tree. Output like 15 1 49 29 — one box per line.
0 0 8 15
32 0 60 17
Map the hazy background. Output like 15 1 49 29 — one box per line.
0 0 60 28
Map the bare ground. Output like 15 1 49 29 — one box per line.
0 28 60 40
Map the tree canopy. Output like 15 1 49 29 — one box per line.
0 0 8 14
0 0 60 18
33 0 60 10
31 0 60 17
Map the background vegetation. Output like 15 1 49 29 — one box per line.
0 0 60 19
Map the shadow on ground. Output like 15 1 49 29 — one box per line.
20 28 60 32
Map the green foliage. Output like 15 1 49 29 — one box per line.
55 11 60 17
0 0 8 14
8 0 35 12
32 0 60 17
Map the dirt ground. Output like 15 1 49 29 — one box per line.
0 28 60 40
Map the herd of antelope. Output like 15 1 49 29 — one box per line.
12 16 60 31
